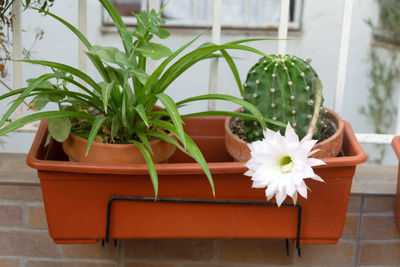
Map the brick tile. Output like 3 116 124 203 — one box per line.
182 264 235 267
0 205 23 226
0 153 30 170
350 180 362 194
28 206 48 229
360 215 400 239
355 165 397 181
342 214 359 239
0 170 38 183
359 182 397 195
0 185 42 202
359 241 400 265
124 239 214 261
363 196 395 213
296 240 355 266
0 230 58 257
124 262 175 267
347 196 361 212
61 242 117 259
219 239 293 264
25 260 117 267
0 258 19 267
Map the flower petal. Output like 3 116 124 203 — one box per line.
285 123 299 144
275 190 287 207
297 181 308 199
308 157 327 167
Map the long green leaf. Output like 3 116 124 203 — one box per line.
137 132 153 156
100 0 131 54
85 116 108 156
138 32 204 98
102 81 115 114
156 93 186 148
154 43 266 94
30 7 110 82
0 111 94 136
226 38 278 45
149 119 214 196
111 115 120 142
220 49 243 96
0 73 56 127
134 104 150 127
132 140 158 198
20 88 103 110
146 130 186 155
21 60 102 93
180 111 286 128
176 94 267 131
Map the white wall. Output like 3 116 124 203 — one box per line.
1 0 395 164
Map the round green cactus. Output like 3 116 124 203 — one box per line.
243 54 325 142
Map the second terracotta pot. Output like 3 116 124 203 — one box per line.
225 107 344 162
62 132 177 164
62 105 176 164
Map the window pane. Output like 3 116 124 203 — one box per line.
108 0 301 30
112 0 142 16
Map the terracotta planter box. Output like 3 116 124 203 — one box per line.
391 136 400 231
27 117 366 245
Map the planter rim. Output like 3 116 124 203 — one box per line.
392 136 400 160
27 117 367 175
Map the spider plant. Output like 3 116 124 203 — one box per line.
0 0 284 197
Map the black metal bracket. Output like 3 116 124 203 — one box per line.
103 196 302 257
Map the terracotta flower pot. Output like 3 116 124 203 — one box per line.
62 105 176 164
27 116 365 245
391 136 400 231
224 107 345 162
62 132 176 164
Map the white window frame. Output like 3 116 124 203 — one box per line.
103 0 303 31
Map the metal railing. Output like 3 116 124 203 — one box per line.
7 0 398 144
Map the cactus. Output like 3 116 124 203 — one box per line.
242 54 325 142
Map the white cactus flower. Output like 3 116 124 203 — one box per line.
244 123 326 207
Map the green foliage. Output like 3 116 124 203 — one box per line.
373 0 400 44
0 0 277 197
360 0 400 164
1 1 49 79
242 54 325 142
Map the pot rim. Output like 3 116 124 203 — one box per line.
27 117 366 175
225 107 344 148
314 108 344 148
392 136 400 160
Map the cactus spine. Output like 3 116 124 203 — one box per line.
243 54 325 141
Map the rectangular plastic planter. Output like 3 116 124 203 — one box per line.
391 136 400 231
27 116 366 245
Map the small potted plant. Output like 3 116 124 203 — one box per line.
222 54 366 235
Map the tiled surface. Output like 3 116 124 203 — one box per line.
354 164 398 195
0 154 399 266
